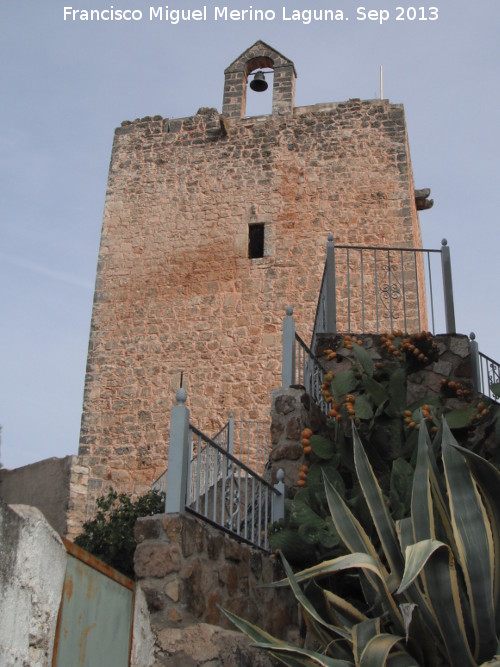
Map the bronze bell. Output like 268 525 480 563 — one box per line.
249 71 268 93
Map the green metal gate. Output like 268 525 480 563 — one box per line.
53 538 135 667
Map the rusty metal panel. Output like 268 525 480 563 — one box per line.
54 545 134 667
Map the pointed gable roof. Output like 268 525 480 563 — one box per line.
225 41 297 76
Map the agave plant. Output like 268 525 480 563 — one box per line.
223 419 500 666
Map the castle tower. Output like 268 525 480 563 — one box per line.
79 41 424 484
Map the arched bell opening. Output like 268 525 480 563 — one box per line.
222 42 296 119
245 59 275 117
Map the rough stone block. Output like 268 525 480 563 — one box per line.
134 543 181 579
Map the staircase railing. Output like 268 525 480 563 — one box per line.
164 389 284 551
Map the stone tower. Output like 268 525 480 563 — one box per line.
79 41 425 485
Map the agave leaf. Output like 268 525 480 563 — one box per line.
389 458 413 520
220 606 289 647
323 475 405 632
287 550 404 636
323 473 385 570
396 517 413 555
395 518 442 644
352 618 380 665
386 652 422 666
359 633 406 667
280 554 351 643
441 420 497 663
352 342 374 377
398 539 476 667
410 421 434 541
451 442 500 633
252 643 355 667
352 425 405 581
323 589 368 627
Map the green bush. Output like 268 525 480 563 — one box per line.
75 488 165 578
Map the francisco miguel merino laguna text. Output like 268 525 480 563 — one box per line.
63 5 349 24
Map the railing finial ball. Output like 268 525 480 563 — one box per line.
327 233 334 242
470 332 476 341
176 388 187 404
441 238 448 246
285 305 294 317
276 468 285 482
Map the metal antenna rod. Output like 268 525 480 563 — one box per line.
380 65 383 100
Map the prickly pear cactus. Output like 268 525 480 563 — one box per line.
270 332 499 565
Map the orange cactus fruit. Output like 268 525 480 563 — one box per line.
302 438 310 447
300 465 309 473
346 394 356 403
298 471 307 480
328 409 338 418
302 428 313 439
297 479 307 487
303 445 312 455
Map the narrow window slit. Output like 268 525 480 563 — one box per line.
248 223 265 259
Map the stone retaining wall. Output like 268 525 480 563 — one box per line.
134 511 297 650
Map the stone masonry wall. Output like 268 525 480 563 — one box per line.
80 89 424 486
134 511 296 661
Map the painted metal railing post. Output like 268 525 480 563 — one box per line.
440 239 456 334
282 306 296 387
469 332 482 395
227 412 235 457
271 469 285 523
326 234 337 333
165 388 190 514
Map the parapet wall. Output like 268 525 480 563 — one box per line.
0 455 89 540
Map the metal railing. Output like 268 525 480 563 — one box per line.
311 235 455 349
152 414 271 496
282 309 329 414
187 424 283 550
165 389 284 551
470 333 500 403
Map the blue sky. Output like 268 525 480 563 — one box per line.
1 1 499 469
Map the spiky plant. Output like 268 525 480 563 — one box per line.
223 419 500 666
